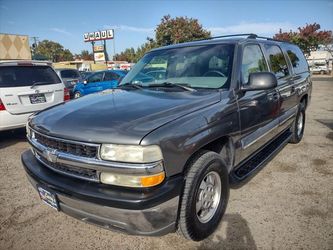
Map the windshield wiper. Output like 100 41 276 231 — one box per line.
147 82 196 92
118 82 143 89
30 81 53 89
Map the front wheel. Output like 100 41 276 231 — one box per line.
74 91 81 99
290 102 305 144
178 151 229 241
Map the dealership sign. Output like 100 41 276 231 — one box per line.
84 29 114 42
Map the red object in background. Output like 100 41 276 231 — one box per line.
0 98 6 111
64 88 70 101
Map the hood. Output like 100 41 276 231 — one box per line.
30 89 221 144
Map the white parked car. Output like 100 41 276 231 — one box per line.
0 60 69 131
310 64 330 75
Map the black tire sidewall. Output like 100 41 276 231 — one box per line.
182 153 229 241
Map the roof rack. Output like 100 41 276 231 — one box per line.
196 33 282 42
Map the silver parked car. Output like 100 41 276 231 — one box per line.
55 68 82 97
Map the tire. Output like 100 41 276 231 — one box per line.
74 91 81 99
290 102 306 144
178 151 229 241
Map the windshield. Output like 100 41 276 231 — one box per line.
120 44 235 89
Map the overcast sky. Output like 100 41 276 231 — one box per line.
0 0 332 56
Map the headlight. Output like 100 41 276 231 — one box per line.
100 144 163 163
100 171 165 188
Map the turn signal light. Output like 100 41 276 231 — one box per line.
140 172 165 187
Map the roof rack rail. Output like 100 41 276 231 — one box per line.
195 33 283 42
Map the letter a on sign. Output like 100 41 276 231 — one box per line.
94 31 101 40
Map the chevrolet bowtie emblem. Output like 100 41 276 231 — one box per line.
43 148 58 163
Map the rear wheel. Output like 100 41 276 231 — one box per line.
178 151 229 241
290 102 305 144
74 91 81 99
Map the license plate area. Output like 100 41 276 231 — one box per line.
29 93 46 104
37 185 59 211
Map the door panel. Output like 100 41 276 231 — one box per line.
238 89 280 162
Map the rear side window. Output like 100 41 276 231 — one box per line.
104 72 120 81
0 66 61 87
264 44 290 79
285 45 308 74
241 44 268 83
88 72 104 83
60 69 80 78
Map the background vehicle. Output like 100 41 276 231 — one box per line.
0 60 69 131
73 70 127 98
55 68 82 97
22 34 311 241
310 63 330 74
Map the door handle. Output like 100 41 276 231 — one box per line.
267 92 279 101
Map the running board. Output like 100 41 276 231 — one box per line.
230 130 292 188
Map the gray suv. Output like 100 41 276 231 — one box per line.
22 34 311 241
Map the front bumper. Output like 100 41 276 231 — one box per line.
21 150 182 236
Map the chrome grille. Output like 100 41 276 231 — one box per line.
35 152 98 181
29 129 100 182
34 132 98 158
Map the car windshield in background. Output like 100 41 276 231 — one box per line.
0 66 61 87
120 44 235 89
60 69 80 78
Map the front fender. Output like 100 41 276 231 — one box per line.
140 97 240 177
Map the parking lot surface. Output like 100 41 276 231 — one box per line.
0 78 332 250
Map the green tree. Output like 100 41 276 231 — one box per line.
155 15 211 46
114 47 136 62
274 23 332 55
34 40 74 62
79 50 94 60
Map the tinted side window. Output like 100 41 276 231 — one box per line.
285 45 308 74
88 72 104 83
264 44 289 79
60 69 79 78
104 72 119 81
0 66 61 87
241 45 268 83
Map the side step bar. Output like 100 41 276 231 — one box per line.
230 130 292 188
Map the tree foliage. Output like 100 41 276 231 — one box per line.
77 50 94 61
155 15 211 46
274 23 332 54
34 40 74 62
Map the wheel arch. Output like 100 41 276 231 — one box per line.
183 135 235 174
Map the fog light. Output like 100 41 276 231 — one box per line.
100 171 165 188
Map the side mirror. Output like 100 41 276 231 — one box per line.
241 72 277 91
83 80 88 84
